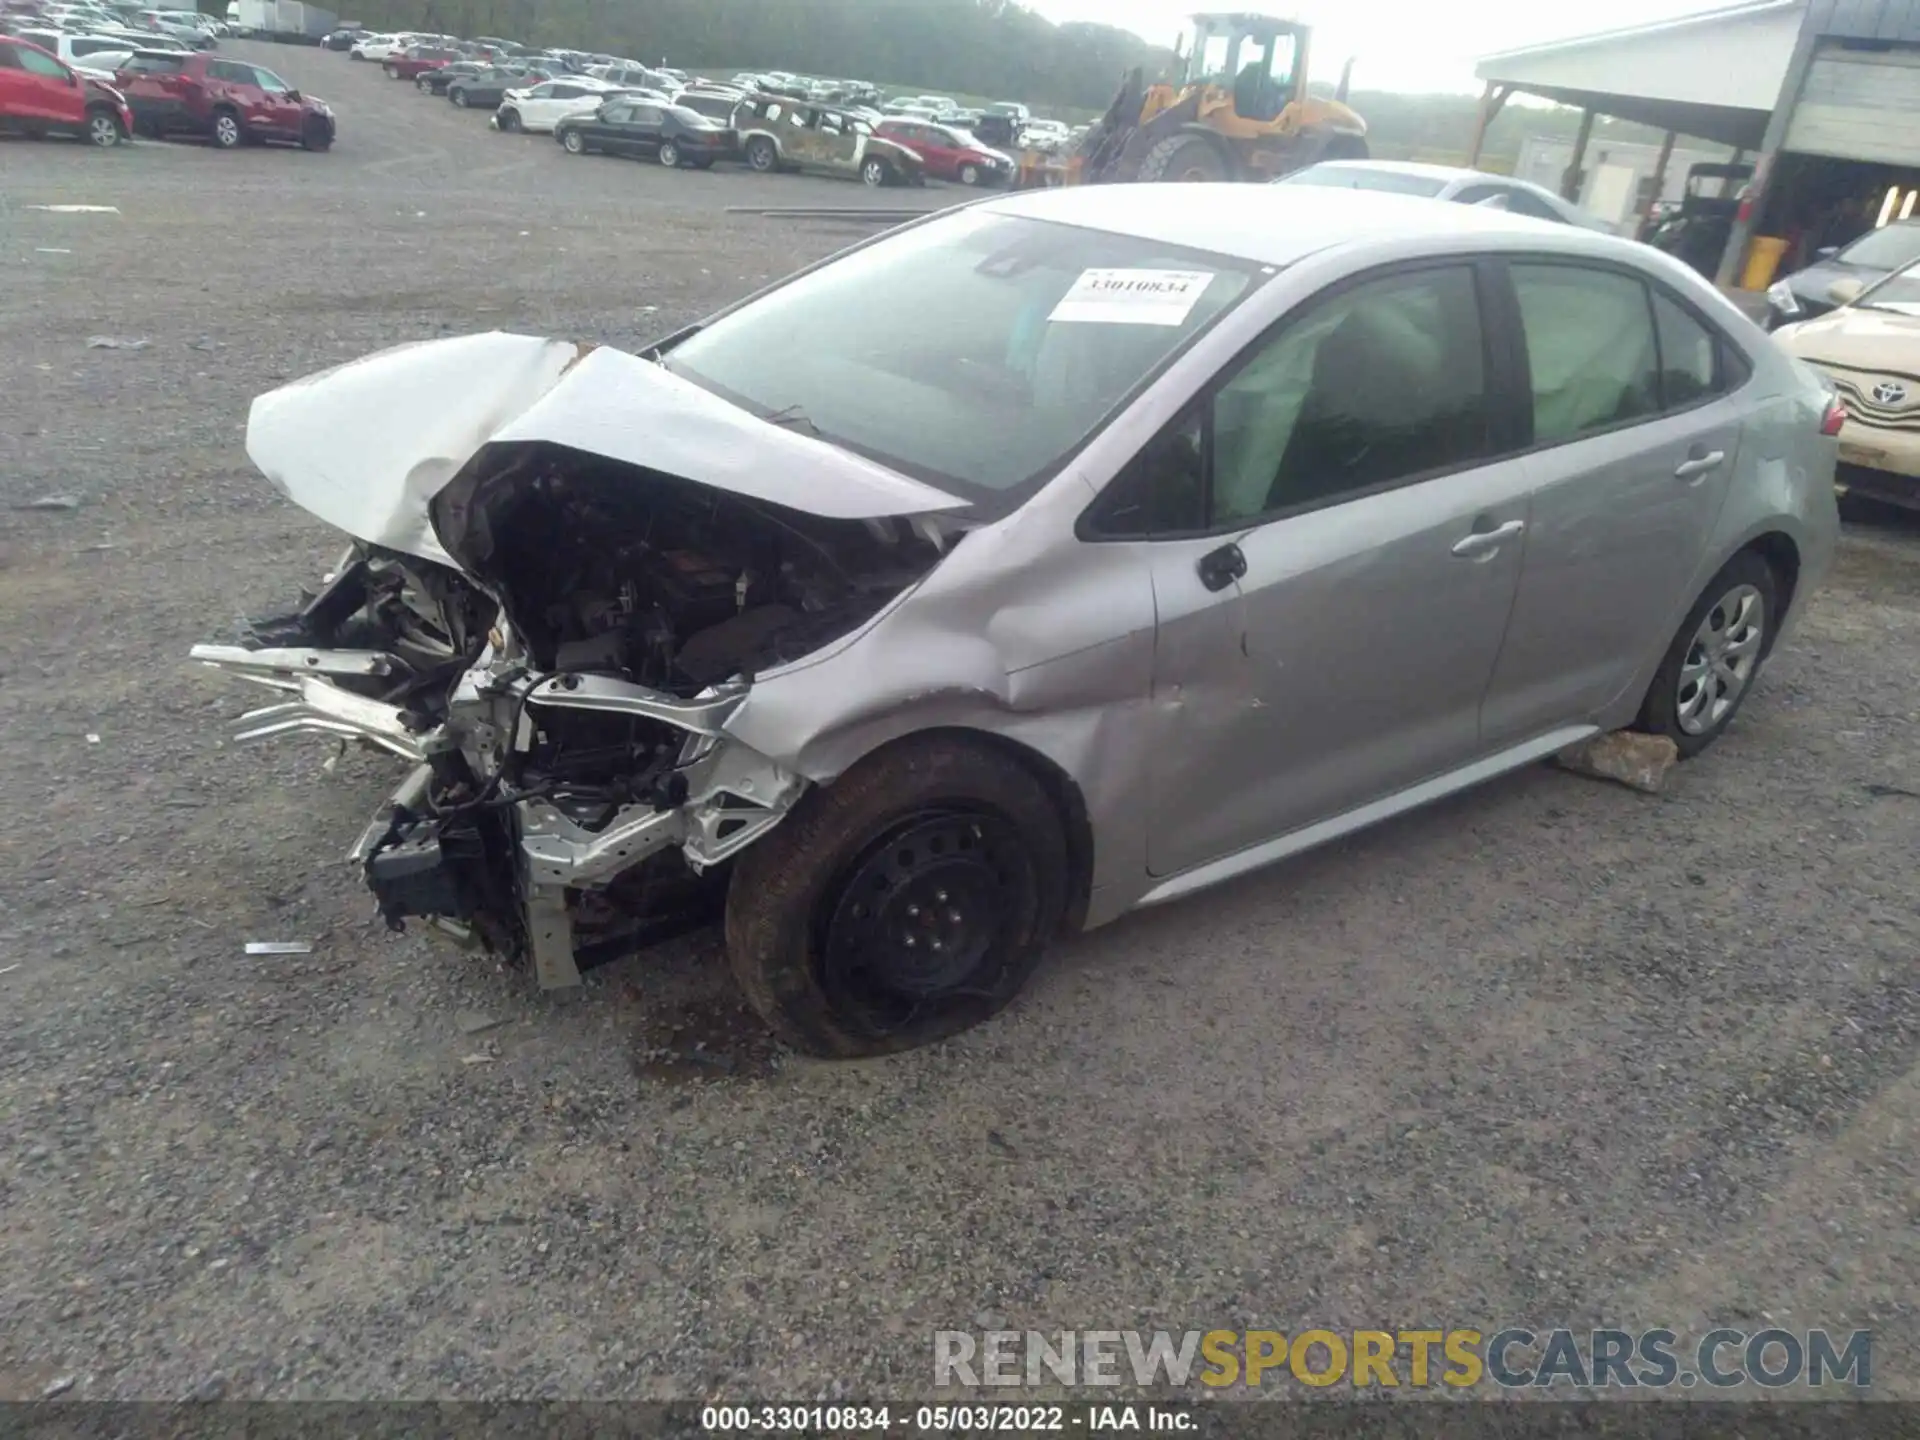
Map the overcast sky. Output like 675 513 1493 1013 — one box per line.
1025 0 1743 94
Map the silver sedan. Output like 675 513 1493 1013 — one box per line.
191 185 1840 1056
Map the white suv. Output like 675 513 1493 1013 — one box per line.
493 77 618 133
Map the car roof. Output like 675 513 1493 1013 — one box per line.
977 184 1601 268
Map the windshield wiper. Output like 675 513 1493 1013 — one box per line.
762 403 825 436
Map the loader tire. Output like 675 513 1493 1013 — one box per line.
1135 131 1230 183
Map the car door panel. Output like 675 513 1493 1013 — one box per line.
1480 263 1741 745
1147 464 1531 878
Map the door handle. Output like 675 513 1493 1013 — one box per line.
1197 542 1247 593
1450 518 1525 558
1675 449 1727 480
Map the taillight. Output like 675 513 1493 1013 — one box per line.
1821 395 1848 436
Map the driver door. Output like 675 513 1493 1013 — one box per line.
1088 261 1534 880
246 63 304 137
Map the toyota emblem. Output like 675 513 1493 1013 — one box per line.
1872 379 1909 405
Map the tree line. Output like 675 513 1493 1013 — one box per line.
334 0 1175 113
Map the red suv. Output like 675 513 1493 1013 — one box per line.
115 50 334 150
384 45 459 81
875 118 1013 186
0 35 133 146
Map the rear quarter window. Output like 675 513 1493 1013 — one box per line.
122 52 184 73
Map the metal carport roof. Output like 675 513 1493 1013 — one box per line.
1474 0 1805 149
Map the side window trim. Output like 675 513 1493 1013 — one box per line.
1491 253 1752 459
1080 255 1516 543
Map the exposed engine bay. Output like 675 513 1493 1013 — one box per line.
193 439 952 984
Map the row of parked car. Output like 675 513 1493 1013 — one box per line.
348 32 1026 188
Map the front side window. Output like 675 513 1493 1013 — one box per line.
17 44 69 77
1512 263 1659 444
0 43 23 71
663 211 1258 512
252 66 288 93
1090 266 1492 537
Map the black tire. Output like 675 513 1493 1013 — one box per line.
450 88 469 107
744 134 776 171
658 139 680 167
85 105 123 147
861 155 889 187
301 117 332 152
1633 549 1778 758
725 736 1069 1058
210 106 243 149
560 127 584 153
350 50 364 60
958 162 980 186
383 63 398 79
1135 131 1230 183
415 75 432 92
498 108 521 133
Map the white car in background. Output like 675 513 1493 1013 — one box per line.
1279 160 1614 231
6 27 140 66
493 76 620 133
351 33 410 61
71 47 137 79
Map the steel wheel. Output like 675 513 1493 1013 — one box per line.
861 157 887 186
451 88 468 107
658 139 679 167
959 162 979 185
818 810 1037 1023
211 111 241 148
87 111 121 147
561 128 583 153
1676 582 1765 736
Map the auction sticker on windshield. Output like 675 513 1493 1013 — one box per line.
1049 269 1216 326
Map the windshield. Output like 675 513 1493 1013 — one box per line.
1837 223 1920 270
661 211 1258 508
1281 164 1448 197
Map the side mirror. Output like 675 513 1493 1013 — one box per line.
286 88 301 100
1827 276 1866 306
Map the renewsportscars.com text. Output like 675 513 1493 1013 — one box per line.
934 1327 1872 1390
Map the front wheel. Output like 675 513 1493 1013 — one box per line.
450 88 468 107
861 156 889 187
415 75 432 92
301 116 332 152
383 64 398 78
498 108 521 133
210 107 243 149
959 162 980 186
560 127 584 153
1633 550 1777 757
725 737 1068 1058
744 134 776 171
86 106 124 147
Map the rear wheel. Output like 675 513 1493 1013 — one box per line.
498 108 522 133
415 75 432 92
85 106 123 147
861 156 889 186
1135 131 1230 182
450 88 469 107
210 107 243 149
725 737 1068 1058
745 134 776 171
658 139 681 167
1633 550 1777 757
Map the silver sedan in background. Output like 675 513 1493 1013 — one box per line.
1278 158 1615 230
191 186 1839 1056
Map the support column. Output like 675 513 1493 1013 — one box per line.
1467 81 1510 168
1562 106 1595 202
1640 129 1677 239
1717 19 1824 288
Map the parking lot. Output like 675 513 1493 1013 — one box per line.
2 39 1918 1401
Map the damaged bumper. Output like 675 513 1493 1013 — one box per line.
191 643 805 987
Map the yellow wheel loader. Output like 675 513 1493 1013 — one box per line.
1033 12 1367 188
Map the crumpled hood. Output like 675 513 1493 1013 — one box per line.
246 332 966 566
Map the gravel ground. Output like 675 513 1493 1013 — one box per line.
1 42 1917 1404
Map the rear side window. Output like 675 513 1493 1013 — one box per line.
123 53 185 74
1651 290 1722 407
1504 188 1566 223
208 59 252 83
1511 263 1659 444
16 43 68 77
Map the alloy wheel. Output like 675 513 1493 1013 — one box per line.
88 113 120 147
659 141 679 167
1676 583 1765 735
213 113 240 147
562 129 583 152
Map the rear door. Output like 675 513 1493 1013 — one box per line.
204 57 264 129
622 102 664 157
1481 260 1746 744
